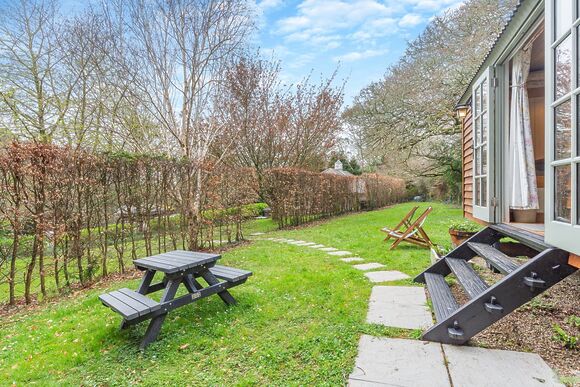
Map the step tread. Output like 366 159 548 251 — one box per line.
468 242 520 275
424 273 459 322
446 258 489 299
489 224 549 252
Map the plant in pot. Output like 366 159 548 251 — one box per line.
448 220 481 247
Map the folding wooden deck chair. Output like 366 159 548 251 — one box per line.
381 206 435 250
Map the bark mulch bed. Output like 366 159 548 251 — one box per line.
448 259 579 381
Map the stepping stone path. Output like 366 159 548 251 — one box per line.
353 262 385 271
366 286 432 329
348 335 563 386
327 250 352 256
443 345 563 386
259 233 562 386
249 232 265 236
349 336 450 387
340 257 364 263
364 270 410 283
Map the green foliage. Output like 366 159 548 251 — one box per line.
552 324 578 349
566 315 580 328
0 202 462 384
448 219 481 233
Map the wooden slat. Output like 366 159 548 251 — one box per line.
99 293 139 320
117 288 160 310
446 258 489 299
467 243 520 275
210 265 252 282
425 273 459 322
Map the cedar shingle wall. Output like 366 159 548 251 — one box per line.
462 107 474 220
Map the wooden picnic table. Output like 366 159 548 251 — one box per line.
99 250 252 349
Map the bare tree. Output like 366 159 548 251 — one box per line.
0 0 77 143
106 0 256 247
217 54 344 196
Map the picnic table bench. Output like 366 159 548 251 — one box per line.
99 250 252 349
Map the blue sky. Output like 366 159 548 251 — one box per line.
256 0 465 105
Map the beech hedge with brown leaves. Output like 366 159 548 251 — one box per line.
263 168 405 228
0 143 257 305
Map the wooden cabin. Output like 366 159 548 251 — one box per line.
414 0 579 345
457 0 580 263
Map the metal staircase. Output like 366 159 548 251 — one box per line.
415 224 577 345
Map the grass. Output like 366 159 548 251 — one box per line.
0 202 461 385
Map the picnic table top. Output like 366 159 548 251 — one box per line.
133 250 221 274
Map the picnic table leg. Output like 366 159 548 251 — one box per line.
183 274 202 292
199 270 237 306
140 278 181 350
120 269 157 330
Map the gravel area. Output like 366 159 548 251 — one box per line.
448 261 579 380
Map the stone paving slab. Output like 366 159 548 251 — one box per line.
340 257 365 262
319 247 338 251
249 232 265 236
328 250 352 256
300 242 317 246
353 263 385 271
366 286 432 329
364 270 410 283
287 240 306 245
348 335 450 387
309 244 325 248
443 345 564 387
293 241 312 245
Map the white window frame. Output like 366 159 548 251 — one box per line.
472 68 496 222
545 0 580 255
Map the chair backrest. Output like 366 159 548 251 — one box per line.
405 207 433 238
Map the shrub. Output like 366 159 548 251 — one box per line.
448 219 481 233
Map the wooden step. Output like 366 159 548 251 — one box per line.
468 242 520 275
445 258 489 299
489 224 549 252
99 288 160 320
424 273 459 322
210 265 252 282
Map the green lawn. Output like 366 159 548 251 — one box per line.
0 202 461 385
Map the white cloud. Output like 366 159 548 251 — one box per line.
258 0 284 10
333 49 387 62
398 13 422 27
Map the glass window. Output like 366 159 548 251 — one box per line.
482 145 487 174
554 165 572 223
474 117 481 146
555 35 572 99
481 177 487 207
555 100 572 160
475 178 481 206
555 0 573 40
481 80 488 110
482 113 488 143
475 86 481 115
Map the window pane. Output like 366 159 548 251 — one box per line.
555 100 572 160
482 145 487 174
482 113 488 144
554 165 572 223
475 148 481 176
474 117 481 146
481 79 488 111
474 86 481 115
481 176 487 207
555 35 572 99
475 178 480 206
555 0 573 40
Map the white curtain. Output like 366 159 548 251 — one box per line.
509 49 539 210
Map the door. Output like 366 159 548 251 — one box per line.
472 68 495 222
546 0 580 255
